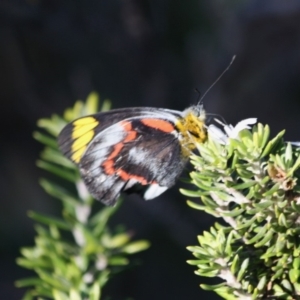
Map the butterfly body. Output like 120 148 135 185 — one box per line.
58 105 207 206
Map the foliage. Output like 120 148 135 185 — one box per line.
16 93 150 300
183 122 300 299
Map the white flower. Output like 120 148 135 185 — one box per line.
291 142 300 147
208 118 257 144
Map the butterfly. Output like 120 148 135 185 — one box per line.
58 104 207 206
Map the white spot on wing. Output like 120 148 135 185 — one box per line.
97 174 107 184
91 123 127 152
128 147 149 164
144 184 168 200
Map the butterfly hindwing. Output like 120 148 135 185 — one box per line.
78 116 185 206
112 118 186 186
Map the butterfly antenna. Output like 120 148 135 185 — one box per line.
194 88 202 103
198 55 236 106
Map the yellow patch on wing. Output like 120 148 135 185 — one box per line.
71 117 99 163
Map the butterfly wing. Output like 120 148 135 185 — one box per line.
58 107 182 164
77 116 186 206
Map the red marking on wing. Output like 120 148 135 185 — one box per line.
117 169 148 185
121 120 132 131
102 143 123 175
141 118 174 133
120 121 137 142
102 120 152 185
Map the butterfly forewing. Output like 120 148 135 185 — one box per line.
58 107 181 164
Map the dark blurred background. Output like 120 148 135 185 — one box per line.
1 0 300 299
